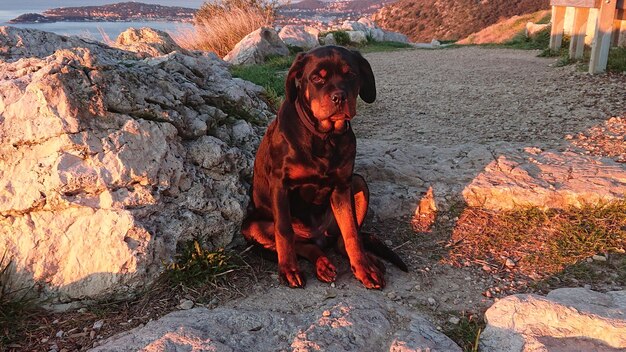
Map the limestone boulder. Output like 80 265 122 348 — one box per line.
115 27 186 57
93 284 461 351
341 20 367 33
279 25 320 50
0 27 272 303
224 27 289 65
383 31 410 43
462 151 626 210
480 288 626 351
322 33 337 45
370 28 385 42
347 30 368 45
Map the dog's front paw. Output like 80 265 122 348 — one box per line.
279 264 306 288
315 256 337 283
351 255 386 289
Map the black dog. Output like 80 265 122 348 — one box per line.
242 46 407 289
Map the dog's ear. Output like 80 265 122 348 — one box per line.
352 50 376 103
285 52 308 102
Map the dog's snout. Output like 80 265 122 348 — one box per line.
331 91 347 105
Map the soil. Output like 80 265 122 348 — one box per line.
8 46 626 351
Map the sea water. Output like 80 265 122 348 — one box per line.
0 7 194 42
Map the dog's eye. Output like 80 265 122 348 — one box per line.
310 75 325 84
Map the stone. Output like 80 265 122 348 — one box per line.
370 28 385 42
463 151 626 211
480 288 626 351
525 22 550 38
431 39 441 47
278 25 320 50
115 27 185 57
341 20 367 33
357 18 377 30
383 31 409 43
92 286 461 351
224 27 289 65
347 30 368 45
0 27 272 302
323 33 337 46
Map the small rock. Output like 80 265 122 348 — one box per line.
90 330 96 339
322 310 331 317
387 291 397 300
178 299 194 310
505 258 516 268
55 330 64 338
52 319 60 324
77 307 88 313
385 240 393 246
448 317 460 325
330 282 336 288
587 258 593 263
464 276 472 281
592 254 607 262
427 297 436 305
41 338 48 343
92 320 104 330
482 264 491 272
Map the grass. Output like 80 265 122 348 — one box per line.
172 0 274 57
165 240 236 287
231 54 295 109
446 200 626 282
442 312 484 352
0 252 41 349
499 27 551 50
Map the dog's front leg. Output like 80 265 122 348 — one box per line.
272 186 305 288
330 185 385 289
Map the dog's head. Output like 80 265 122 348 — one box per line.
285 45 376 134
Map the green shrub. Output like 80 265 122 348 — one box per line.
165 241 235 287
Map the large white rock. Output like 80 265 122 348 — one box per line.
224 27 289 65
0 27 272 302
480 288 626 351
383 31 410 43
278 25 320 50
462 151 626 210
93 286 462 351
347 30 368 45
115 27 186 57
341 20 367 33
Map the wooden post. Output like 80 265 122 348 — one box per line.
589 0 618 73
550 6 568 50
570 7 591 58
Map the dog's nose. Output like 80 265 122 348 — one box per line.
331 91 346 105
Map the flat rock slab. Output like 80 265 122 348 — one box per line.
463 151 626 210
480 287 626 352
92 280 461 352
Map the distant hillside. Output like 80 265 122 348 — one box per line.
9 2 196 23
373 0 550 42
278 0 393 26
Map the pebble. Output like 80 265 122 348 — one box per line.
322 310 331 317
179 299 194 310
464 276 472 281
90 330 96 339
448 317 460 325
505 258 516 268
427 297 436 305
592 254 607 262
55 330 64 338
330 282 335 288
385 240 393 246
93 320 104 330
77 307 88 313
387 291 397 300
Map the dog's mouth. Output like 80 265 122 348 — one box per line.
328 113 353 121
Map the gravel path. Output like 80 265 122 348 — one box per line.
358 46 625 149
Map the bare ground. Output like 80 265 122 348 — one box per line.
8 46 626 351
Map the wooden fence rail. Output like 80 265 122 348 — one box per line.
550 0 626 73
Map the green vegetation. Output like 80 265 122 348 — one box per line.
448 200 626 280
165 240 236 287
501 28 551 50
358 41 413 53
231 54 295 108
324 31 351 46
606 46 626 72
0 252 40 348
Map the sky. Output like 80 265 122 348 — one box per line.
0 1 208 11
